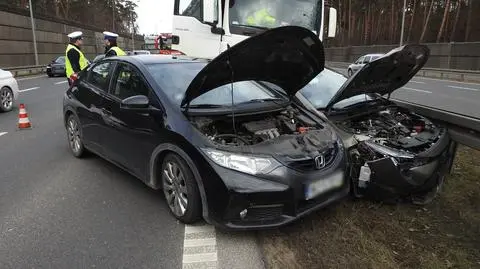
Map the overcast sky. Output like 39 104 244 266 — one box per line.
136 0 174 34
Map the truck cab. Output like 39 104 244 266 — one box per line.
172 0 337 59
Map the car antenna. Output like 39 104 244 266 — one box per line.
226 44 238 139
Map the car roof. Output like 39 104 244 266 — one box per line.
105 54 208 65
364 53 383 57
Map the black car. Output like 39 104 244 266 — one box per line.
93 55 105 63
297 45 457 205
46 56 66 77
62 26 349 230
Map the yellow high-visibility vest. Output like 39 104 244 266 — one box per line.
65 44 88 78
108 46 127 56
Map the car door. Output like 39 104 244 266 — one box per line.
101 62 163 179
73 61 115 154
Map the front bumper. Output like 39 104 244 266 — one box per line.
201 151 350 231
351 140 457 203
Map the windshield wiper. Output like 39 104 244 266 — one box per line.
240 98 287 104
188 104 226 109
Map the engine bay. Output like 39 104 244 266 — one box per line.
337 106 443 154
192 106 322 146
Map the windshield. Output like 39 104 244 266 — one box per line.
56 57 66 64
229 0 321 33
147 63 286 107
299 69 373 109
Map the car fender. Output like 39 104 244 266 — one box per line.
148 143 210 222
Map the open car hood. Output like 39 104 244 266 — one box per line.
325 44 430 111
181 26 325 107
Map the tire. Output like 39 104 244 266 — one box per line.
348 69 353 77
161 153 202 223
66 114 86 158
0 87 14 112
47 73 54 77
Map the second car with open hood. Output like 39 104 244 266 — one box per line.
298 44 457 205
63 26 349 230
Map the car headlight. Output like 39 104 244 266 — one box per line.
201 148 281 175
364 140 414 159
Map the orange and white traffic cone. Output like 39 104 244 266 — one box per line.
18 104 32 129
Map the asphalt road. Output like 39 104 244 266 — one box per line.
0 75 264 269
332 68 480 119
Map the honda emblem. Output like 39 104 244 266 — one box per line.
314 155 326 169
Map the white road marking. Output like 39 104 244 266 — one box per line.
448 85 479 91
54 81 68 85
16 75 47 81
0 132 7 137
415 76 480 86
402 87 432 94
410 80 425 84
183 224 217 269
19 87 40 93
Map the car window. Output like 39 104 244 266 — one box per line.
363 56 371 64
56 57 66 64
300 69 373 109
111 63 149 100
371 55 381 61
356 56 364 64
147 62 286 106
87 62 113 90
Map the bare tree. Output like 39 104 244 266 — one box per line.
420 0 434 42
450 0 462 41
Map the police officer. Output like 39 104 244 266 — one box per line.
246 8 277 28
103 31 126 57
65 31 88 85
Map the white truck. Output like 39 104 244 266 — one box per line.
172 0 337 58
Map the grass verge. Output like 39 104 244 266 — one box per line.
259 146 480 269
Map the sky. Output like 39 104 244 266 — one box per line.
135 0 174 35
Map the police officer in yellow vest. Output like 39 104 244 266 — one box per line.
246 8 277 28
65 31 89 85
103 31 126 57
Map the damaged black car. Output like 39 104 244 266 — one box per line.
297 45 457 205
63 26 349 230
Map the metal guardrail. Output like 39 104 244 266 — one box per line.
3 65 46 77
326 61 480 83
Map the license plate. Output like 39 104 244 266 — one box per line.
305 172 344 200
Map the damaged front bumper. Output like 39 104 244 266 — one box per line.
350 136 457 204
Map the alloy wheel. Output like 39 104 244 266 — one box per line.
67 117 82 154
0 88 13 111
163 161 189 217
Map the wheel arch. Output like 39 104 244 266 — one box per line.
148 143 210 222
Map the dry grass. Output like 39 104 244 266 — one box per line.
258 146 480 269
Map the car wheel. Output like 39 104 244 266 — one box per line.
348 69 353 77
0 87 14 112
411 174 445 205
162 153 202 223
47 73 53 77
66 114 86 158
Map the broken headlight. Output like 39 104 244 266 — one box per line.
364 140 414 159
201 148 281 175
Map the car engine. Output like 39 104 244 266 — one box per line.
192 106 321 146
337 106 443 154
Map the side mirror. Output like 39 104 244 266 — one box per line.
121 95 149 110
203 0 218 25
327 8 337 38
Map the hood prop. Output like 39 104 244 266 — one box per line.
226 44 238 139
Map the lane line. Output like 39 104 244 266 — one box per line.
0 132 7 137
16 75 47 81
19 87 40 93
415 76 480 86
410 80 425 84
402 87 432 94
448 85 479 91
183 224 217 269
54 81 68 85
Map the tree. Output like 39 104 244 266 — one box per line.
420 0 434 43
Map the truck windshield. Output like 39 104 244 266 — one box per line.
229 0 321 34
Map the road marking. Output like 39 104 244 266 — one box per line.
402 87 432 94
183 224 217 269
19 87 40 93
415 76 480 86
0 132 7 137
16 75 46 81
448 85 479 91
54 81 68 85
410 80 425 84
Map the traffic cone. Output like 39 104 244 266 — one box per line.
18 104 32 129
